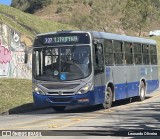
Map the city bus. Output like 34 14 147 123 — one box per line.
32 30 159 112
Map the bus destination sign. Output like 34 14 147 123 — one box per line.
34 33 90 46
44 36 79 44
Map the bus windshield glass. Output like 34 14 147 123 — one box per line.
33 45 91 81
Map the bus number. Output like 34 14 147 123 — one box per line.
44 38 53 44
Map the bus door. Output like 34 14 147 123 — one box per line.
94 43 105 103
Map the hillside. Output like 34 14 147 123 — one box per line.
0 4 76 39
11 0 160 37
0 4 76 80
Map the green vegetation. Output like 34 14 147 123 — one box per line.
152 37 160 78
0 78 32 113
0 5 76 39
0 4 76 113
121 0 160 36
11 0 52 13
11 0 160 36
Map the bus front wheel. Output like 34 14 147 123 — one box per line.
102 87 113 109
137 82 146 101
52 106 66 112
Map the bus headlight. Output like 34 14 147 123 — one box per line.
33 85 45 95
77 83 93 94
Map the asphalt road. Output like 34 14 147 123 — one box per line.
0 90 160 138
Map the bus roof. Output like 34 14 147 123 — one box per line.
91 31 156 45
36 30 156 45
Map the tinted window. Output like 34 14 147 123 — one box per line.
150 45 157 65
114 41 123 52
142 44 150 65
134 43 141 53
95 44 104 73
150 45 156 54
104 40 113 52
142 44 149 53
114 41 124 65
151 55 157 65
143 54 150 65
124 42 133 65
134 43 142 65
115 53 123 65
135 54 142 64
104 40 114 65
125 53 133 64
105 53 114 65
125 42 132 53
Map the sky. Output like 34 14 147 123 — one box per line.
0 0 12 6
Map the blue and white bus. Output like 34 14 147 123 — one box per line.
32 30 159 111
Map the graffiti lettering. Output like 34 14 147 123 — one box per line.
0 24 32 79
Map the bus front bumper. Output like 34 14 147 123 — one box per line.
33 91 95 107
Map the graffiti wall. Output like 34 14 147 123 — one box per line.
0 24 32 79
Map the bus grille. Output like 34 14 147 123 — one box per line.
41 84 79 89
47 92 75 95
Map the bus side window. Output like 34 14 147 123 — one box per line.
124 42 133 65
142 44 150 65
104 40 114 65
150 45 157 65
114 41 124 65
94 43 104 73
134 43 142 65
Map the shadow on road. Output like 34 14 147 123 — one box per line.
2 95 159 138
6 96 152 115
74 101 160 138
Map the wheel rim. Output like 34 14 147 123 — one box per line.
141 87 145 98
106 90 112 104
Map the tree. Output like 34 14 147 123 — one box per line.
121 0 157 36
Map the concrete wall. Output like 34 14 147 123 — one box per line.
0 24 32 79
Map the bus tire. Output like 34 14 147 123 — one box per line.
102 86 113 109
137 82 146 101
52 106 66 112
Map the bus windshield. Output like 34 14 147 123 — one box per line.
33 45 91 81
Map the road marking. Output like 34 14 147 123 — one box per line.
0 118 93 130
53 118 92 130
0 119 62 130
0 118 62 130
14 118 62 125
73 119 81 121
49 125 59 128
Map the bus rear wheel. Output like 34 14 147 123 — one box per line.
52 106 66 112
101 87 113 109
137 82 146 101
